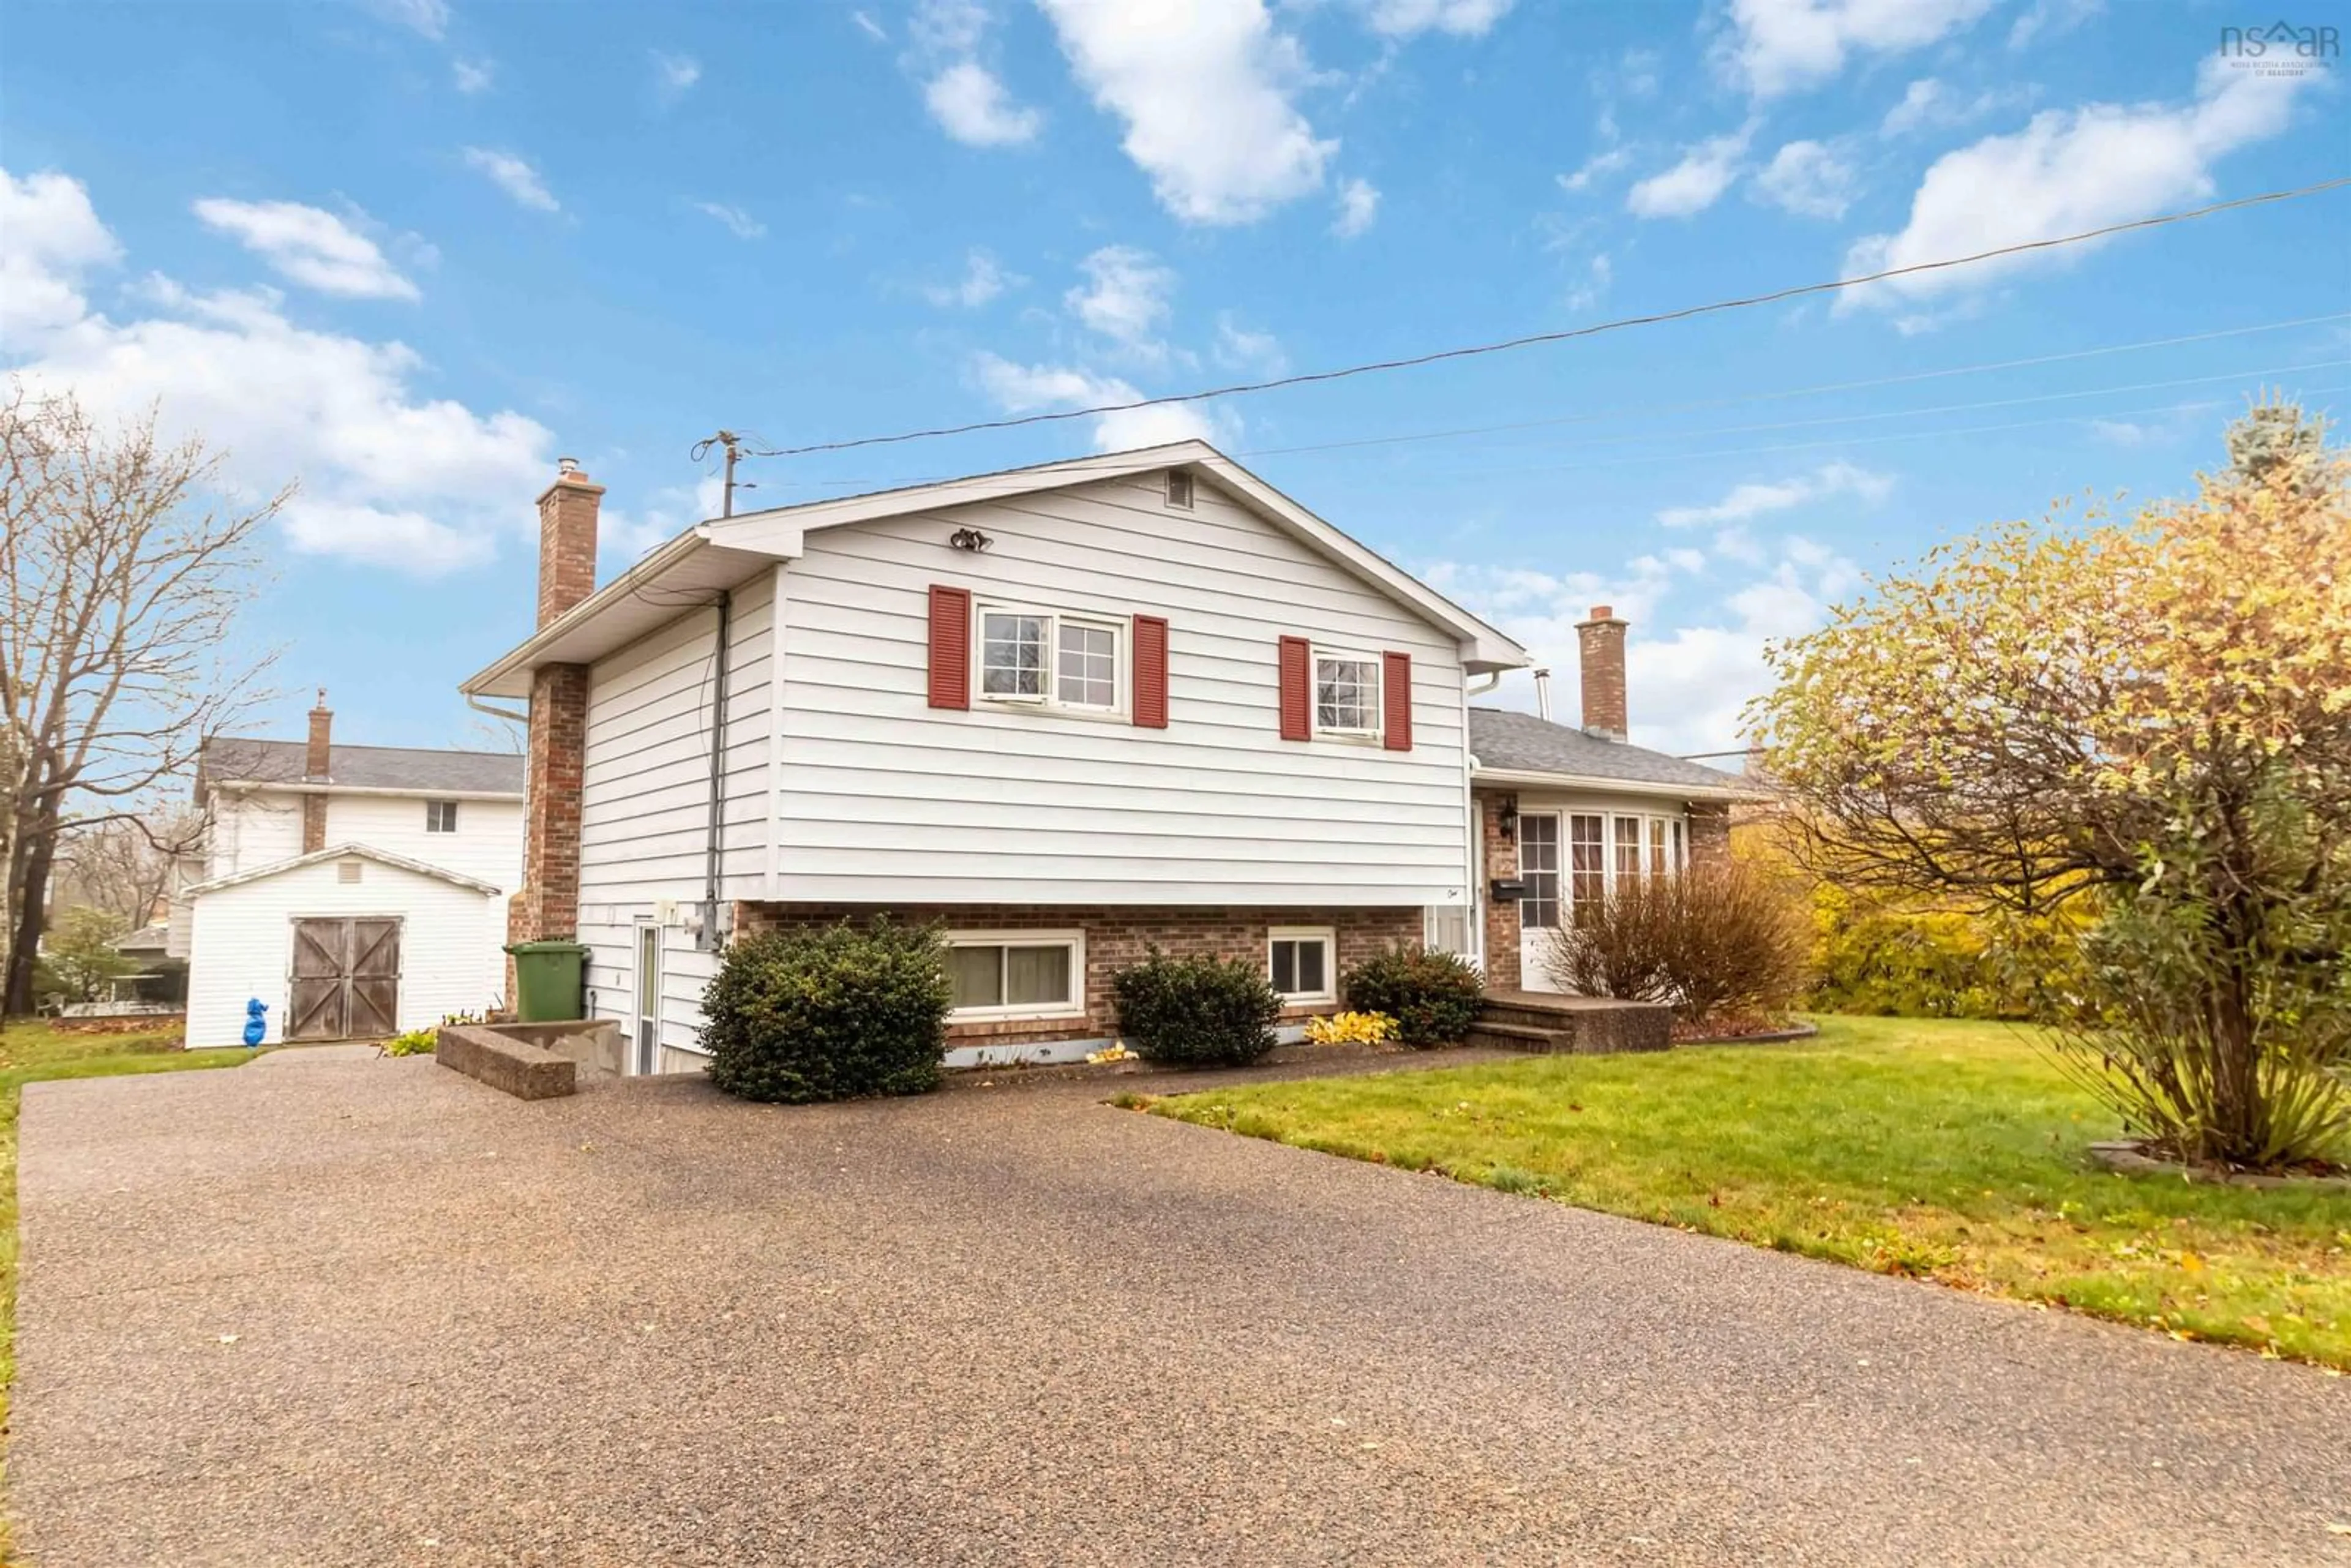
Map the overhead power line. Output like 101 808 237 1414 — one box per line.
760 176 2350 459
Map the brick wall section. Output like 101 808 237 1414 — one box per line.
1574 606 1629 741
1687 801 1731 867
508 466 602 956
735 903 1422 1046
1475 788 1521 991
535 468 604 630
301 699 331 853
509 662 590 945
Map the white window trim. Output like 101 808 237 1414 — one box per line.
1310 645 1382 742
1267 925 1338 1006
943 928 1088 1021
975 604 1128 719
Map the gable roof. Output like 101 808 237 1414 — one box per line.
462 441 1531 699
200 737 523 797
1468 708 1760 800
181 842 503 899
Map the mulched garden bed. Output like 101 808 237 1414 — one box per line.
2086 1139 2351 1190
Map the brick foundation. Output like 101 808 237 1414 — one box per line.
734 902 1423 1045
1475 788 1521 991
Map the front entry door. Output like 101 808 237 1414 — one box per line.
633 923 662 1075
1517 812 1563 991
288 918 402 1041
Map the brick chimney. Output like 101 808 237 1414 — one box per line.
509 460 602 953
301 689 331 852
1575 605 1629 743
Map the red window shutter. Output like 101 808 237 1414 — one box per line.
1278 636 1311 741
1382 650 1413 751
928 585 971 710
1133 615 1169 728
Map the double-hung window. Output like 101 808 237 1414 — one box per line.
1313 650 1380 737
1268 926 1337 1005
980 607 1122 714
945 931 1085 1019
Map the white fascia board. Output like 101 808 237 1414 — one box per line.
1469 765 1763 804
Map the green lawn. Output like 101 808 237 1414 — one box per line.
0 1020 253 1561
1134 1016 2351 1369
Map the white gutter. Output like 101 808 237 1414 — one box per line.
1469 765 1763 804
211 781 523 803
458 528 710 696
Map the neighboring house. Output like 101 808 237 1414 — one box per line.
460 443 1750 1075
172 701 525 1047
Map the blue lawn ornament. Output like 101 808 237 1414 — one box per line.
242 997 268 1049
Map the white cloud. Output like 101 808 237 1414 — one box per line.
1 168 124 342
1558 144 1633 193
1880 76 2031 135
969 352 1229 451
1655 462 1891 528
600 476 726 565
1332 176 1380 237
1357 0 1515 37
924 248 1016 307
452 58 494 94
2090 417 2151 446
1626 127 1750 219
1065 244 1176 356
370 0 449 40
925 60 1044 144
1037 0 1335 225
1213 313 1286 374
691 201 766 239
2008 0 2102 50
461 147 560 212
653 51 702 98
1753 138 1857 219
1564 252 1611 312
1839 61 2307 318
4 168 555 576
852 11 887 42
1716 0 1998 99
192 199 420 301
1428 538 1859 754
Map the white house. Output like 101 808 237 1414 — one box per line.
460 443 1749 1074
174 702 525 1048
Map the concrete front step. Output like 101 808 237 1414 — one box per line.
1471 998 1673 1055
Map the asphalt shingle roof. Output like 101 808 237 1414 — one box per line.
1468 707 1750 794
200 737 523 796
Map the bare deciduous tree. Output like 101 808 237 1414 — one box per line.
47 805 206 928
1 384 288 1016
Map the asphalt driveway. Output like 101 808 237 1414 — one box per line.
15 1048 2350 1567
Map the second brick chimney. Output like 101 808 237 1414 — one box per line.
301 689 331 852
1575 605 1629 743
509 460 603 953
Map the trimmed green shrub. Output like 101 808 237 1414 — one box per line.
1342 945 1484 1046
701 919 951 1103
1112 948 1281 1067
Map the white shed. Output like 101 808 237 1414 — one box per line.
181 844 507 1049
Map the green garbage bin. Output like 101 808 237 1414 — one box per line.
506 939 590 1022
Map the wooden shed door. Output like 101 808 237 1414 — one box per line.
288 918 402 1041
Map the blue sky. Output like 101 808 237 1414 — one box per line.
4 0 2345 758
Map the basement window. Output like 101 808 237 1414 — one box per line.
1164 469 1195 509
1268 926 1336 1006
943 931 1086 1020
426 799 459 833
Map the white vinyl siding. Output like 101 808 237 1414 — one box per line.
182 857 502 1049
320 792 523 895
205 789 306 879
771 471 1471 906
575 568 776 1059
